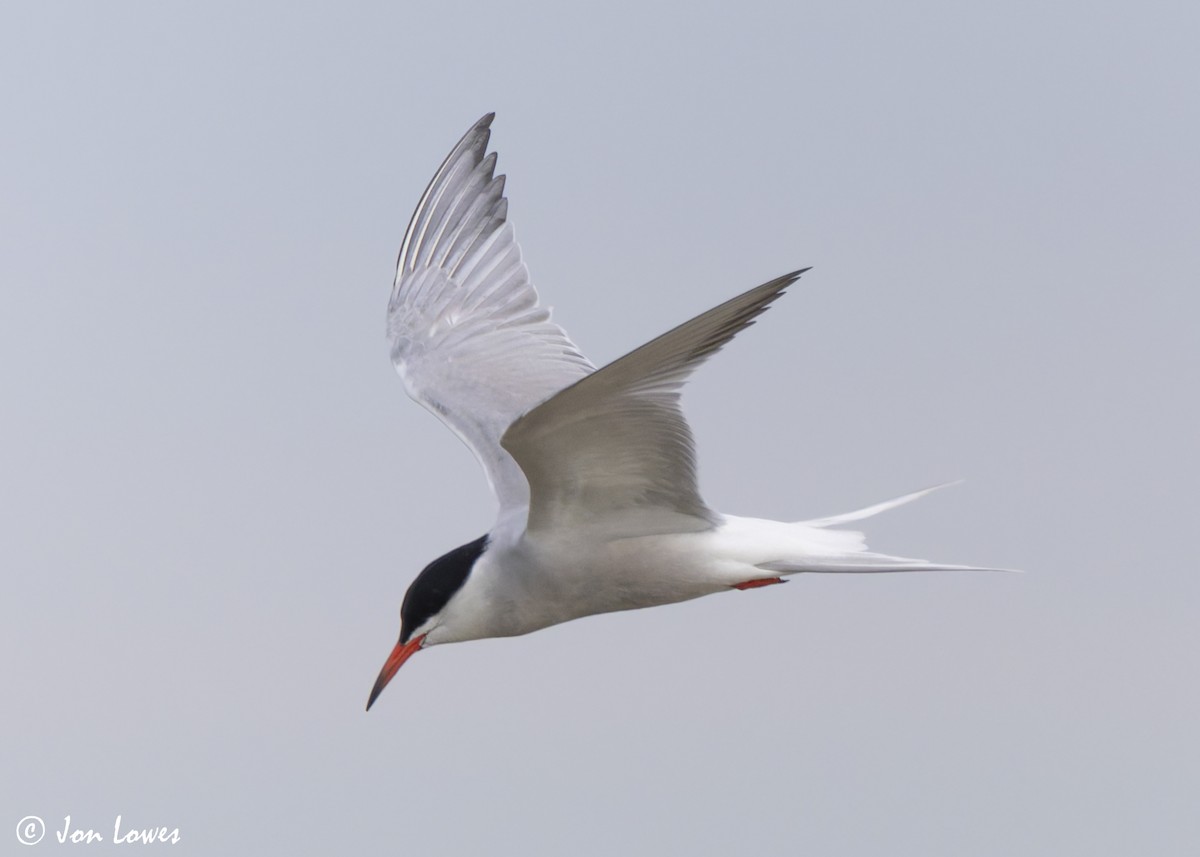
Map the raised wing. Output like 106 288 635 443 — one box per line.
502 270 809 535
387 114 594 513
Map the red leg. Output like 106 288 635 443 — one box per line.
732 577 786 591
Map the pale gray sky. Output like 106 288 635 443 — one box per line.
3 1 1198 854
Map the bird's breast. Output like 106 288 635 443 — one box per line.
475 530 732 633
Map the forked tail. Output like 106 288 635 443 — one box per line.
755 482 1014 575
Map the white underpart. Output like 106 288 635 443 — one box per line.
425 483 995 645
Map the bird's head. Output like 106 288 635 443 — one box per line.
366 534 489 711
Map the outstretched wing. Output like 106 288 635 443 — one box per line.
502 270 809 535
387 114 594 513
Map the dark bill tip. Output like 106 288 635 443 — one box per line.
366 634 426 711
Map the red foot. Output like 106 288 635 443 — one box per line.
732 577 786 591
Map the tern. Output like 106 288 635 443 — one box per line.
367 114 995 710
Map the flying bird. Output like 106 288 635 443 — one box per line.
368 114 994 710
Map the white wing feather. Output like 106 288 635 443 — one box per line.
387 114 593 514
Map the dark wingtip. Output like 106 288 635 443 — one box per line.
773 267 813 297
755 267 811 301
